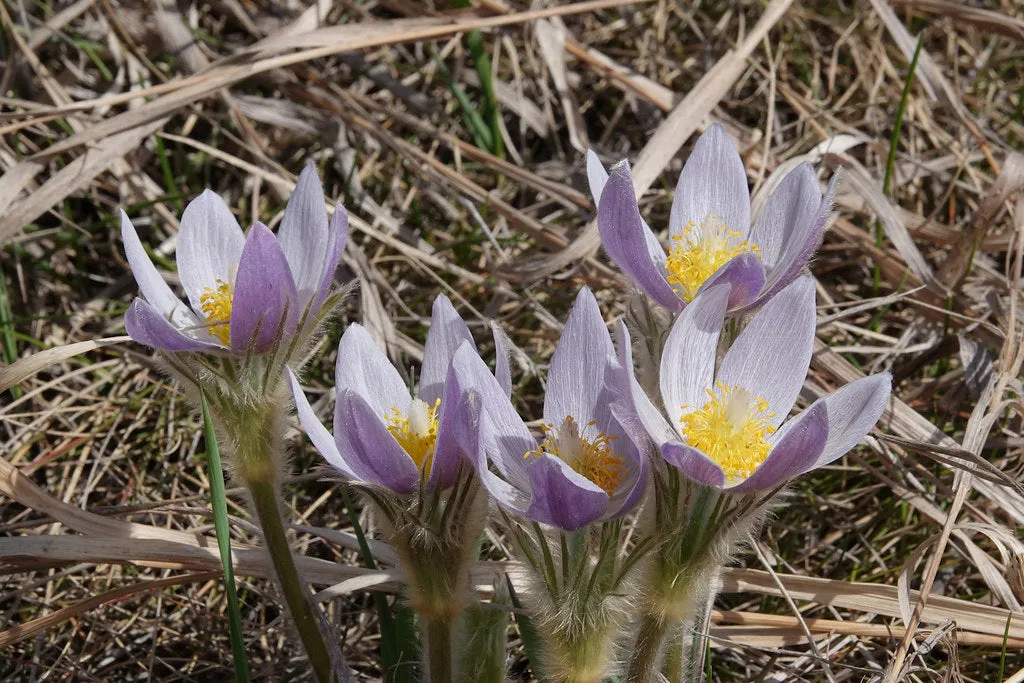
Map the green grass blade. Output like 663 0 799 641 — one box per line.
432 51 494 151
466 30 503 159
339 488 417 683
200 390 251 683
0 274 21 399
874 33 924 296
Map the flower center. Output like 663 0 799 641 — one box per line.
527 416 624 497
664 213 759 302
385 397 441 473
199 279 233 345
679 383 776 481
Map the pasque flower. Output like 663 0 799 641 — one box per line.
122 163 347 356
289 294 511 494
620 275 890 492
589 124 838 313
447 288 646 531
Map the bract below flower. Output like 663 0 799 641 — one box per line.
122 163 347 356
620 276 890 492
446 288 646 531
289 295 511 494
589 123 837 314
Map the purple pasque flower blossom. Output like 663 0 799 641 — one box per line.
288 295 512 495
588 123 838 314
122 163 347 356
619 275 890 493
445 288 646 531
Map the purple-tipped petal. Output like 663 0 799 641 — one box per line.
306 202 348 322
661 441 726 488
336 389 421 494
524 454 610 531
124 299 224 352
177 190 245 313
748 164 821 270
491 322 513 397
287 369 360 480
669 124 750 240
728 401 828 493
757 172 840 303
598 162 682 311
421 295 474 405
544 288 615 426
695 252 767 311
278 163 330 304
808 372 891 471
121 211 194 328
615 321 677 446
447 343 534 487
659 284 730 426
458 392 532 514
230 222 299 354
600 413 648 519
717 276 816 425
335 323 411 418
430 339 485 490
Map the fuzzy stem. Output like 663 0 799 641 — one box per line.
662 622 685 683
249 478 334 683
626 612 672 683
422 615 454 683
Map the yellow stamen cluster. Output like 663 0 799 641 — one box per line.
527 416 625 497
199 279 233 345
385 397 441 473
679 383 776 481
664 217 759 302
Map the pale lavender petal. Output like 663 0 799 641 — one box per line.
808 373 891 471
458 392 532 515
124 299 223 352
430 340 483 490
230 222 299 354
661 441 726 488
728 401 828 494
598 162 682 311
601 412 648 519
121 211 193 328
306 203 348 323
524 454 610 531
717 275 816 426
287 369 360 480
695 252 766 311
615 321 677 446
336 389 421 494
544 287 615 426
660 284 730 426
278 163 330 305
491 322 513 397
669 124 750 240
758 172 840 303
447 343 533 488
420 295 474 405
586 148 608 204
177 190 245 313
748 164 820 270
335 323 410 418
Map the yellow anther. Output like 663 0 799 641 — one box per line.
679 384 776 481
385 397 441 473
664 215 760 302
526 416 625 497
199 279 233 345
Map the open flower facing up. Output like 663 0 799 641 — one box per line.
289 295 510 494
122 163 347 357
621 275 890 493
589 124 837 314
448 288 646 531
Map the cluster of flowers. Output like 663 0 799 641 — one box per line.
121 126 890 683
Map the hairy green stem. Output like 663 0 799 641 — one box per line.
627 611 672 683
662 623 685 683
423 615 454 683
248 478 334 683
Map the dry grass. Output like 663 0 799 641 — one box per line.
2 0 1024 680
